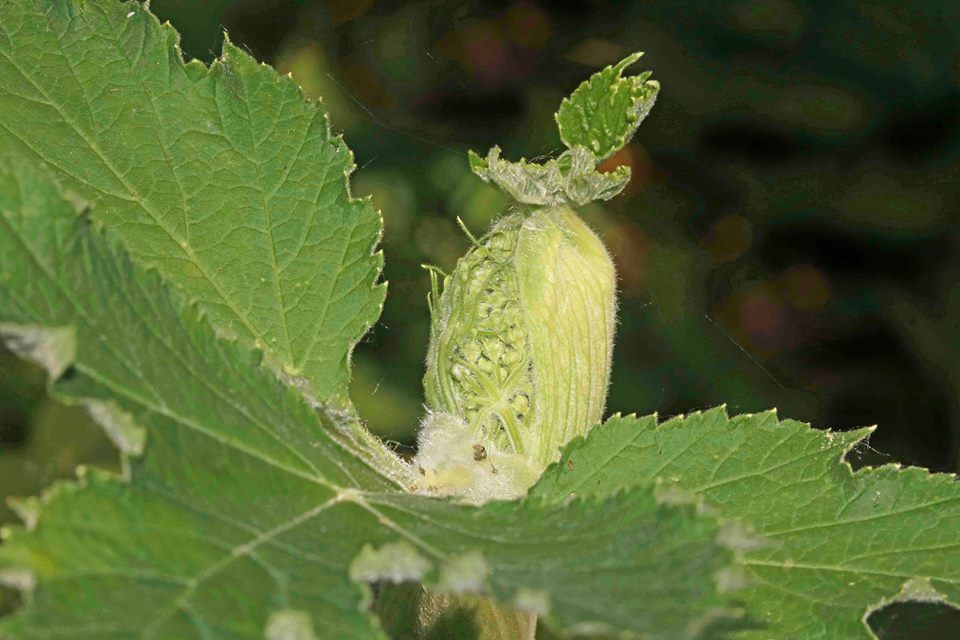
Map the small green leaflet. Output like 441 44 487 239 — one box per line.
555 52 660 161
468 53 657 207
0 0 383 406
0 156 741 638
531 408 960 639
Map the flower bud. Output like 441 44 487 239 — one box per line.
416 205 616 499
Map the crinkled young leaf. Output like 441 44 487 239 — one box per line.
0 157 742 638
0 0 383 406
532 408 960 639
468 52 657 208
468 146 630 207
555 53 660 161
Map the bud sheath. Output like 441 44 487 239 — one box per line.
418 205 615 498
516 206 616 468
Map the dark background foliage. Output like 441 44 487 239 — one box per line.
1 1 959 636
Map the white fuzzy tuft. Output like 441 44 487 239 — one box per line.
413 412 538 504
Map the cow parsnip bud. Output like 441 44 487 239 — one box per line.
413 52 656 505
416 205 616 501
407 52 657 640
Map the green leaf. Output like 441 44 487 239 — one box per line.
555 53 660 161
468 146 630 207
468 53 657 208
0 156 741 638
0 0 384 406
532 408 960 639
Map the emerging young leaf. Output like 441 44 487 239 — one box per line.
556 52 660 161
469 53 657 208
532 408 960 639
0 0 384 406
0 145 742 639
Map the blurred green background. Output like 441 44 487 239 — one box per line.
2 0 959 635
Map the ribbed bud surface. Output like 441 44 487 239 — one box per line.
517 206 617 467
418 205 616 499
424 215 533 454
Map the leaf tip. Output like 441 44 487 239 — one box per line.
0 567 35 593
555 50 659 161
0 324 76 381
83 399 147 457
349 540 433 586
864 576 957 634
5 496 40 531
715 520 770 554
265 609 318 640
514 587 550 616
436 550 490 594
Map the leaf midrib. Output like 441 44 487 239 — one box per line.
235 59 294 364
140 497 340 638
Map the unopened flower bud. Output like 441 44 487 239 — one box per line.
417 205 616 500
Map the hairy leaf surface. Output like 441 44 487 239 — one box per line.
555 53 659 161
0 156 740 639
468 54 658 208
0 0 383 405
532 408 960 639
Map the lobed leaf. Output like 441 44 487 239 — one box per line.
532 407 960 639
0 151 741 639
0 0 384 406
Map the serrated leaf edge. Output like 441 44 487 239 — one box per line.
538 405 960 639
